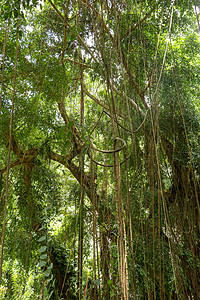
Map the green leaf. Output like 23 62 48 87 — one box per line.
38 236 46 242
38 260 46 268
40 254 47 260
44 287 48 296
68 121 74 129
38 225 46 231
107 279 112 285
45 269 50 277
38 246 47 253
49 263 53 269
93 279 100 286
66 130 72 139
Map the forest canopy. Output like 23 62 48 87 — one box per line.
0 0 200 299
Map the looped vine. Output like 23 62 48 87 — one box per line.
90 137 126 154
88 137 127 167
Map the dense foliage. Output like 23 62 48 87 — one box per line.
0 0 200 299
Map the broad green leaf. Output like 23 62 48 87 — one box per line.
38 236 46 242
38 246 47 253
38 260 46 268
45 269 50 277
40 254 47 260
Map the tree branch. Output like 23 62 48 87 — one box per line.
82 83 126 119
4 133 38 163
112 84 144 114
50 150 94 201
0 160 21 176
58 99 85 154
121 51 148 109
120 4 157 41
